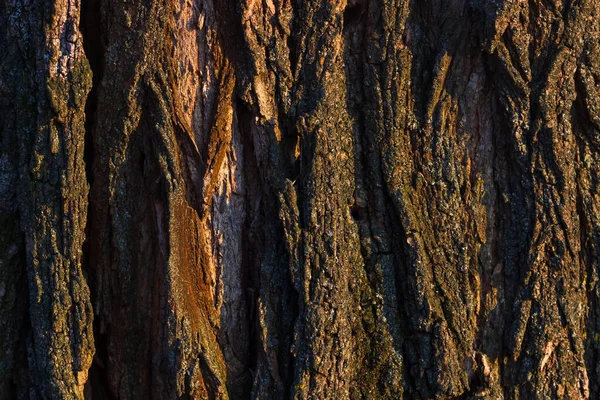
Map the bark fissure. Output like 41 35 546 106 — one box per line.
79 0 108 395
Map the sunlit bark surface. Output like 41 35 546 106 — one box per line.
1 0 600 398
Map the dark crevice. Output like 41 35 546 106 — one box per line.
385 186 417 397
139 151 146 174
573 69 600 399
235 94 300 397
349 203 365 221
80 0 104 185
470 54 505 398
79 0 107 397
198 355 218 400
83 331 115 400
343 0 365 33
286 0 298 79
236 96 262 399
574 68 600 152
9 235 31 399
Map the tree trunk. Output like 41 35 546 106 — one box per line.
1 0 600 398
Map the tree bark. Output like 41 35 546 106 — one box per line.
1 0 600 398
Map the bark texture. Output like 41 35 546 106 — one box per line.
1 0 600 398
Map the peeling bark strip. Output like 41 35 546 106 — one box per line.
1 0 600 398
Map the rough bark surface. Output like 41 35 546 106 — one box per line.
1 0 600 399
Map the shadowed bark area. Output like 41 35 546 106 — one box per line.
1 0 600 398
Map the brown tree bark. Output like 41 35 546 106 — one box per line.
1 0 600 398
